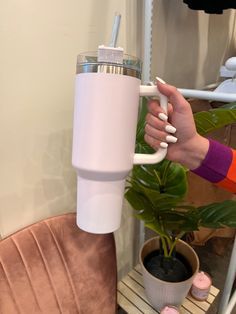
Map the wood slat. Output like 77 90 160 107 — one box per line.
118 281 158 313
186 295 209 312
117 291 143 314
209 285 220 297
182 298 205 314
135 264 142 273
180 307 191 314
122 275 150 304
206 293 215 304
129 268 144 285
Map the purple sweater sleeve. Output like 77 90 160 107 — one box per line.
191 139 233 183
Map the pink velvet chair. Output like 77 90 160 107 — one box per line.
0 213 117 313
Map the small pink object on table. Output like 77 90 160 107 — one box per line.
191 271 212 301
160 305 180 314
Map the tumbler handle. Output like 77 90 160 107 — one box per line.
133 85 168 165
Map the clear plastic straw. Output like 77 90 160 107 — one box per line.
109 13 121 47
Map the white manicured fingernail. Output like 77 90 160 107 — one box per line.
158 113 168 121
165 125 177 134
156 76 166 84
160 142 168 148
166 135 178 143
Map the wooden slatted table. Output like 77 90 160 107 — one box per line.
118 264 219 314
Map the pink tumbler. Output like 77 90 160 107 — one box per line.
72 52 168 233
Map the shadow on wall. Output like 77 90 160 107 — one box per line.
152 0 236 88
202 10 236 85
35 129 76 218
152 0 199 88
0 129 76 238
86 0 111 49
163 0 199 87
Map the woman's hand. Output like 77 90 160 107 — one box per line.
144 81 209 170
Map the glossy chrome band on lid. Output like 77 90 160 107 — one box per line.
77 63 141 79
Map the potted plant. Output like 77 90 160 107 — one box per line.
125 100 236 310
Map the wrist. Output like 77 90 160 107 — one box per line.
177 135 209 170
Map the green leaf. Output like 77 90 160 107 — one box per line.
197 200 236 228
160 209 199 232
131 161 188 198
221 102 236 109
145 221 167 237
194 108 236 136
125 189 153 213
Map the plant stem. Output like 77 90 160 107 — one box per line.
168 231 186 257
163 234 172 252
159 219 172 257
153 170 162 189
162 160 172 186
160 236 168 257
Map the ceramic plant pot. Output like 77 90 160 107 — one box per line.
139 237 199 311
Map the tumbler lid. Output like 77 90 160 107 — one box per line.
76 51 141 79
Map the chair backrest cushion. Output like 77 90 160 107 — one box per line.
0 213 117 314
